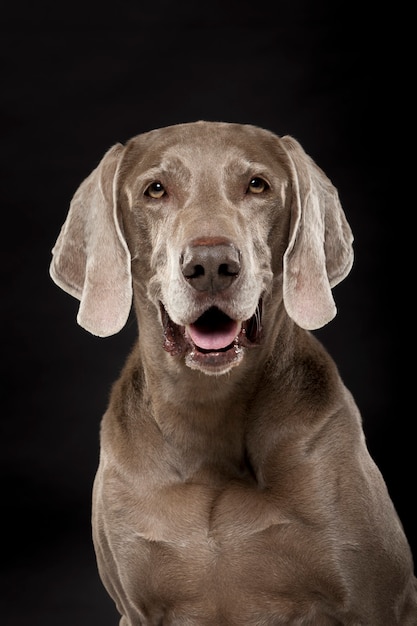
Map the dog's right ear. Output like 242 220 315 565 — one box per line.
49 143 132 337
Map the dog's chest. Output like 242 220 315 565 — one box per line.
96 434 345 623
95 382 348 621
108 493 342 626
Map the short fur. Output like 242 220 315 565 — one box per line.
50 121 417 625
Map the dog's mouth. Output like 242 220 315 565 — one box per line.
160 302 262 374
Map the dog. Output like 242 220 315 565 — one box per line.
50 121 417 625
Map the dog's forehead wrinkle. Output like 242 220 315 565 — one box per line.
126 158 192 197
224 155 263 173
146 132 255 173
152 152 192 179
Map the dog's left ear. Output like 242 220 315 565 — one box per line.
280 136 354 330
49 143 132 337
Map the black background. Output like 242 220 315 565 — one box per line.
1 2 411 624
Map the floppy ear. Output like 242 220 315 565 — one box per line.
49 143 132 337
280 136 354 330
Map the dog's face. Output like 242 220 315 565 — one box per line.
50 121 354 376
120 122 292 375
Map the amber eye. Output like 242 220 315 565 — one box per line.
144 181 166 199
247 177 269 194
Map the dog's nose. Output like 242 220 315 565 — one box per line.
181 239 241 292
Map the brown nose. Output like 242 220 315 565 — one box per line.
181 239 241 293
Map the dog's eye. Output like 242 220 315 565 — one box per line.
144 181 166 199
247 177 269 194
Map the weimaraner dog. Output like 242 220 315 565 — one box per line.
50 121 417 625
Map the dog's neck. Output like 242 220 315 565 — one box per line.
108 299 338 485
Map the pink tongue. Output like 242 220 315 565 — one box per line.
187 320 240 350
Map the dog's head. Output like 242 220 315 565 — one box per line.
50 121 353 375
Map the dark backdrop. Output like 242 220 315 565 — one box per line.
1 2 410 624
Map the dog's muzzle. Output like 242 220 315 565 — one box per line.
160 238 262 375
